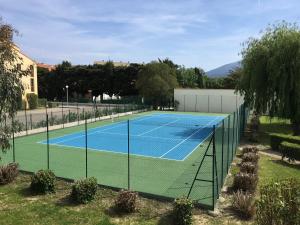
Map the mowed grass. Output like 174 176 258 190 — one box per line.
0 173 174 225
257 116 292 145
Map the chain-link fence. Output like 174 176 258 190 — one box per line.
1 102 248 210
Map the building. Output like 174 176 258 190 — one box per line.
14 45 38 108
94 60 130 67
37 62 56 71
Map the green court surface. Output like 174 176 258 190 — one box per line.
0 110 239 209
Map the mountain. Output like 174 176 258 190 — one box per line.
206 61 241 78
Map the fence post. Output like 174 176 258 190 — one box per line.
12 118 15 162
232 112 236 158
127 120 130 190
85 116 88 178
221 96 223 113
61 101 64 128
212 125 216 207
227 115 230 172
30 114 33 130
46 114 49 169
208 95 210 113
183 95 186 112
24 101 28 135
77 103 79 125
221 120 224 185
195 95 197 112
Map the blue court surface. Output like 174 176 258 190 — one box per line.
40 113 225 161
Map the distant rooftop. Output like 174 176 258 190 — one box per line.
94 60 130 67
37 63 56 71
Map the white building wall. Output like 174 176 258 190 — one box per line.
174 89 244 113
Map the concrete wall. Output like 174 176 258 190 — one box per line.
174 88 244 113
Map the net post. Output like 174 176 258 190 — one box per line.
227 115 230 172
85 115 88 178
46 114 49 169
127 120 130 190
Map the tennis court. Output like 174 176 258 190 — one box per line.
39 113 224 161
1 108 246 209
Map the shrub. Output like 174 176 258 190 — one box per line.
240 162 257 174
241 152 259 164
279 141 300 161
233 172 258 192
173 197 193 225
232 190 255 219
38 98 47 107
270 133 300 152
115 190 138 213
256 178 300 225
242 146 258 154
71 177 97 204
26 93 38 109
0 163 19 185
30 170 55 194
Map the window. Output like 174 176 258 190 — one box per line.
30 78 34 92
30 65 34 77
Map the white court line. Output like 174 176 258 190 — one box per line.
39 113 166 145
136 119 180 136
159 116 222 159
42 142 184 162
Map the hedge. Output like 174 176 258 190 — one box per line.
279 141 300 161
26 93 38 109
270 133 300 152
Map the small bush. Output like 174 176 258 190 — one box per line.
242 146 258 154
270 133 300 152
71 177 97 204
256 178 300 225
173 197 193 225
26 93 38 109
240 162 257 174
0 163 19 185
242 152 259 164
30 170 55 194
115 190 138 213
232 190 255 219
233 172 258 192
279 141 300 161
38 98 47 107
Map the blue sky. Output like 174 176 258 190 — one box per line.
1 0 300 70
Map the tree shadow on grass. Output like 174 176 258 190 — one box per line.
271 159 300 170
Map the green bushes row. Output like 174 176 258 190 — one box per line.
270 133 300 151
231 146 259 219
256 178 300 225
279 141 300 161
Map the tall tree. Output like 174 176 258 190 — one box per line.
0 18 28 154
136 61 178 109
223 68 242 89
238 22 300 135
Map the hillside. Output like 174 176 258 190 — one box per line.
206 61 241 77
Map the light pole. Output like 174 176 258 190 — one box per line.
66 85 69 106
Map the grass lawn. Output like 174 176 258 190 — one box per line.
257 116 292 145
